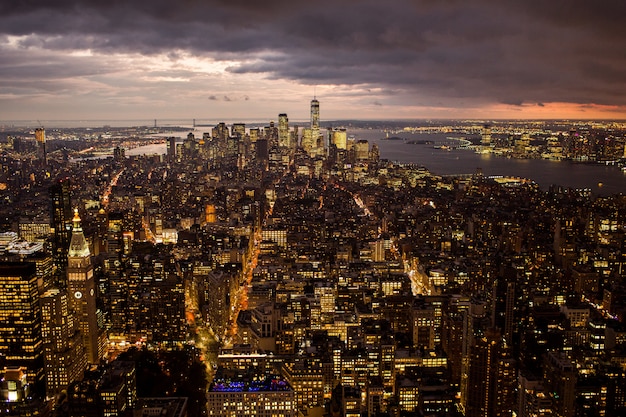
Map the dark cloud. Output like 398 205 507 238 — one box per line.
1 0 626 113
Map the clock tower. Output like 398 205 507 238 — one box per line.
67 209 102 364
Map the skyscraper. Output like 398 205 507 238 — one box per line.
310 98 320 148
49 178 72 286
166 136 177 163
35 127 46 164
278 113 290 148
0 262 44 384
462 327 516 417
40 288 86 399
67 209 102 364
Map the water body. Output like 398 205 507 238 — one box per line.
124 128 625 195
351 129 625 195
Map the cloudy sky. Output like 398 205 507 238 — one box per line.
1 0 625 122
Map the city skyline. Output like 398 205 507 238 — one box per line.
2 0 626 121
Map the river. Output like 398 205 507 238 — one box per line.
352 129 625 195
125 128 625 195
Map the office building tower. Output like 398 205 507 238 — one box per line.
278 113 290 148
311 98 320 142
67 209 102 364
0 262 43 384
256 139 269 165
166 136 177 162
35 127 46 164
232 123 246 139
249 128 260 144
50 178 73 286
40 288 86 399
264 121 278 148
331 128 347 150
301 128 314 155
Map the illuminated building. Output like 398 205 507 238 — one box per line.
0 367 30 403
18 215 50 243
251 303 281 352
249 127 260 143
310 98 320 144
301 98 323 157
122 246 186 344
481 124 492 146
517 372 554 417
67 209 103 364
99 361 137 416
462 327 516 417
205 204 217 224
412 306 436 350
301 128 314 154
207 376 295 416
396 376 420 412
40 288 86 399
0 262 43 384
354 140 369 161
543 351 576 417
331 128 347 150
281 359 325 413
35 127 46 164
278 113 290 148
49 178 73 285
232 123 246 139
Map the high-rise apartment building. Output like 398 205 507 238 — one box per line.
67 209 102 364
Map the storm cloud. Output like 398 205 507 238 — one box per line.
1 0 625 120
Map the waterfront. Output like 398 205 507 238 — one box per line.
126 127 626 195
351 129 625 195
